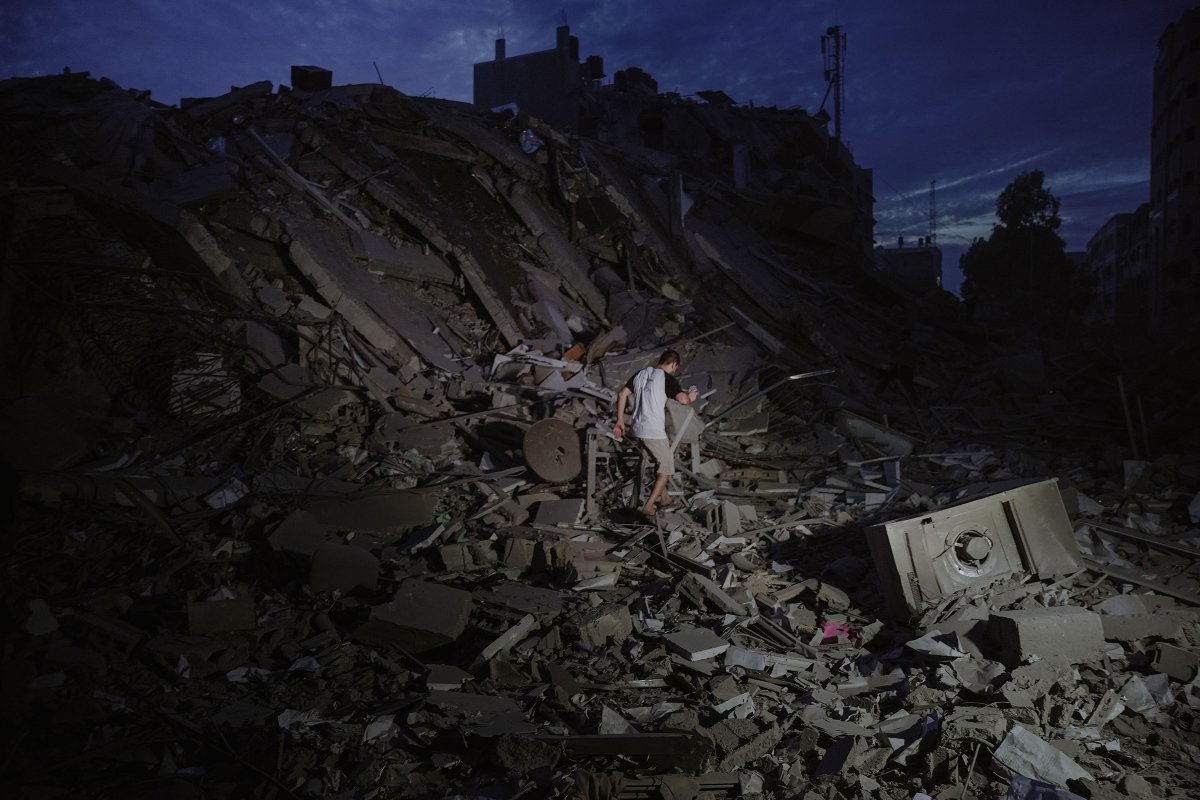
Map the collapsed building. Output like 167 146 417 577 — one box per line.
1 64 1199 800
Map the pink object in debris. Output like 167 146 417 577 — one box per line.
821 622 854 643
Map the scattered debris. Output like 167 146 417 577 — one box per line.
1 67 1198 800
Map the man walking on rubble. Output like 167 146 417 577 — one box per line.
613 349 700 518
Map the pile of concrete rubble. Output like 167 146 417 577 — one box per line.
2 72 1198 800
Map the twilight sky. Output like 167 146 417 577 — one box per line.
3 0 1193 293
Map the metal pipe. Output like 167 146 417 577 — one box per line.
704 368 836 430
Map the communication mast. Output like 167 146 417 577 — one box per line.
928 179 937 246
820 26 846 141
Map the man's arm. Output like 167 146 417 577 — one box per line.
673 387 700 405
614 385 632 439
666 375 699 405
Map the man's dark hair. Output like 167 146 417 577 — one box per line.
657 349 680 367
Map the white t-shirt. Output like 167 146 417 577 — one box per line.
628 366 675 439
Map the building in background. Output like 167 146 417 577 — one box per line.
875 237 942 295
1080 6 1196 343
1149 6 1199 338
473 25 876 271
1085 206 1151 331
473 25 604 131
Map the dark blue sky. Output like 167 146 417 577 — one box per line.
3 1 1192 293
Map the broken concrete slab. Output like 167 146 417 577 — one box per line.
268 509 328 556
1152 643 1199 681
477 614 537 661
356 579 473 653
476 582 573 614
303 489 440 535
988 606 1104 666
350 229 457 285
663 627 730 661
1100 611 1189 642
187 597 256 635
534 498 584 525
567 603 632 648
308 542 380 593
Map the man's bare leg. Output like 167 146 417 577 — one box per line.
644 473 669 515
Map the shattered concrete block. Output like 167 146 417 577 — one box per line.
309 542 379 593
534 498 584 525
478 614 537 661
439 543 476 572
663 627 730 661
494 733 563 772
244 321 292 370
724 645 768 671
426 663 473 691
256 284 291 314
478 582 572 614
269 509 327 556
187 597 256 635
718 724 781 772
498 536 537 570
25 599 59 636
567 602 632 647
817 582 851 611
1152 643 1199 681
1119 774 1155 799
683 573 749 615
43 645 107 683
1100 611 1188 642
815 735 876 776
357 580 473 653
720 500 742 534
304 489 440 535
988 606 1104 667
1093 594 1150 615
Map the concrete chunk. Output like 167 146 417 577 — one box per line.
988 606 1103 666
25 599 59 636
567 602 632 647
269 510 328 556
1153 643 1199 681
718 724 782 772
309 542 379 593
359 579 473 653
663 627 729 661
478 614 537 661
1100 611 1188 642
188 597 256 635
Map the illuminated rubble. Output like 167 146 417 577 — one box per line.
1 72 1198 800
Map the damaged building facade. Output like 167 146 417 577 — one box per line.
475 25 875 272
1 26 1199 800
1085 5 1200 342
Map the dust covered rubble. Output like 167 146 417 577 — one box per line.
1 71 1199 800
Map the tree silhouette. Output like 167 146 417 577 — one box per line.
960 170 1090 333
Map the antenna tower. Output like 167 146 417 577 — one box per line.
820 26 846 141
928 179 937 246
